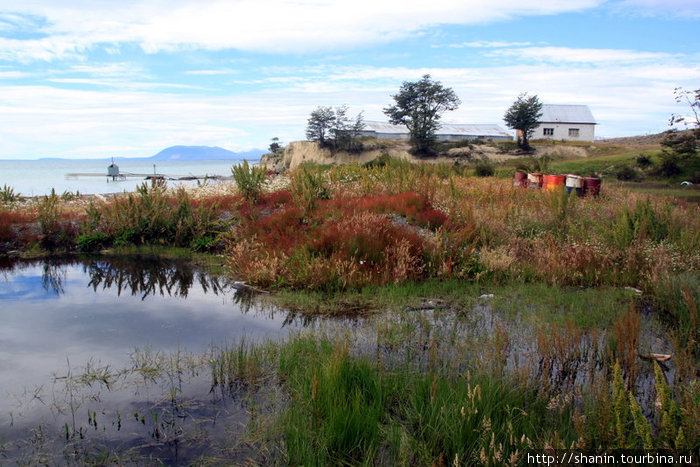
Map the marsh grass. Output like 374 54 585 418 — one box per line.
3 312 696 465
1 153 698 464
77 183 220 251
0 184 21 203
277 336 580 465
231 160 267 202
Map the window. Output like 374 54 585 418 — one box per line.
568 128 580 137
543 128 554 136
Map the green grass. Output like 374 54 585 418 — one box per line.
277 336 569 466
489 283 640 329
270 279 640 329
547 150 657 177
615 181 700 203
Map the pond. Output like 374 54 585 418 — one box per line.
0 256 318 462
0 256 300 399
0 256 677 463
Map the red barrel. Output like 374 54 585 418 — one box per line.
527 173 543 189
583 177 601 197
513 171 528 187
543 174 566 191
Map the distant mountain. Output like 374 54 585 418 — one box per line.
148 145 265 161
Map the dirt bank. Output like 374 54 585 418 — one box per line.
260 140 539 172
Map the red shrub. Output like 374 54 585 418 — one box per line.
310 211 426 284
246 205 306 254
415 208 448 230
0 209 34 242
195 194 241 213
348 192 447 229
258 190 293 208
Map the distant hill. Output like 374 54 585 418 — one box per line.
596 131 679 147
148 145 265 161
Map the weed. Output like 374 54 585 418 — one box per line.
232 160 267 202
290 164 330 215
0 184 21 202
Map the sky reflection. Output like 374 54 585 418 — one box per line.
0 257 299 417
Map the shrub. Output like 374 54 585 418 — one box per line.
474 159 495 177
80 184 218 249
494 141 519 152
616 165 639 181
656 152 682 177
661 130 698 156
77 232 110 251
232 160 267 202
635 154 653 168
363 153 392 169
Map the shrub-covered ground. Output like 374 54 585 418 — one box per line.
0 157 697 464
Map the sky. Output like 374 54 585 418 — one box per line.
0 0 698 159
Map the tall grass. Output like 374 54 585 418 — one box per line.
77 183 219 251
277 336 555 465
232 160 267 202
0 184 21 203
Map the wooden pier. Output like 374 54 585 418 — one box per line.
66 161 232 183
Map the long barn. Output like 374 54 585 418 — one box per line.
357 121 512 141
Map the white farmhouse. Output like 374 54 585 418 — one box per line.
535 105 597 142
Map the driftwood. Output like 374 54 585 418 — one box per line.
232 281 270 294
407 298 449 312
638 353 672 362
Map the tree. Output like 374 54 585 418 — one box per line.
305 106 335 145
665 87 700 157
383 74 460 156
332 107 365 153
306 105 365 151
503 93 543 151
669 87 700 134
268 137 283 153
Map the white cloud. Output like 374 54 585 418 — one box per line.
1 49 697 158
185 69 240 76
611 0 700 17
1 0 604 60
436 40 533 48
488 46 676 64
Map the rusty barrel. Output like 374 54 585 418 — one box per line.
543 174 566 191
513 171 528 187
565 174 584 196
583 177 601 197
527 173 543 189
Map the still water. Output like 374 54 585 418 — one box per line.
0 159 241 196
0 256 300 425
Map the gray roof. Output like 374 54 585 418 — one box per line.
540 105 596 124
363 121 511 137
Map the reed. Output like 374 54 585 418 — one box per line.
231 160 267 202
0 184 21 202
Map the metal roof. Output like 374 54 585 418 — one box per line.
363 121 511 137
539 105 596 124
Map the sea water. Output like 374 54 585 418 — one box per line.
0 159 244 196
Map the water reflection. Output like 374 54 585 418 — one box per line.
0 256 305 424
42 262 66 295
84 256 226 300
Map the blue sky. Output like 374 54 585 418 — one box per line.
0 0 698 159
